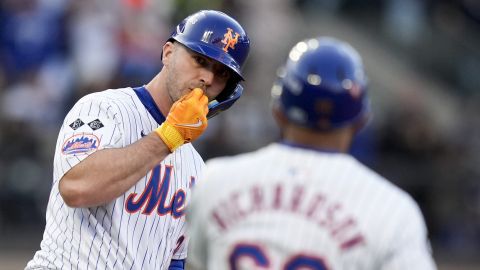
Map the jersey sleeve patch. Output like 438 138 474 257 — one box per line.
87 119 104 130
69 118 85 130
61 133 100 156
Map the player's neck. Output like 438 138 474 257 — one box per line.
145 73 171 117
282 125 353 153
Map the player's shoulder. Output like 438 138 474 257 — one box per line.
349 157 414 200
336 155 427 241
77 87 136 104
71 87 139 116
205 143 273 169
63 87 138 125
347 156 423 217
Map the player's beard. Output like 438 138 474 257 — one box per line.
165 55 190 105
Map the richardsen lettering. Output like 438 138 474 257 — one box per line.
210 183 365 251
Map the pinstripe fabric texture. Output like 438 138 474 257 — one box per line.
187 143 437 270
27 87 204 270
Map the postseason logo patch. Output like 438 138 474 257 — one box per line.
88 119 104 130
62 134 100 155
69 118 85 130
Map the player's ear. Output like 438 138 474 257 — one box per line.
272 106 288 130
162 41 175 66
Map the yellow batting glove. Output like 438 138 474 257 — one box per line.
155 88 209 152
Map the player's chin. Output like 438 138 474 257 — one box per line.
182 88 197 98
172 89 189 101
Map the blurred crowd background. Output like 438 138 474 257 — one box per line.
0 0 479 269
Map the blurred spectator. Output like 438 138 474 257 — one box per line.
171 0 225 24
0 0 68 84
0 0 72 130
68 0 121 96
383 0 427 47
115 0 169 88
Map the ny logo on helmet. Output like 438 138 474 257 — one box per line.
221 28 240 52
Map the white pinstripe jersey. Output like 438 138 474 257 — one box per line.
27 87 204 270
187 143 437 270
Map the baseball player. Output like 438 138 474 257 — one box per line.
187 37 437 270
26 10 250 270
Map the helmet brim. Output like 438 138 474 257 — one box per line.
174 38 245 80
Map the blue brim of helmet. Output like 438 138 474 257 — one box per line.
179 40 244 80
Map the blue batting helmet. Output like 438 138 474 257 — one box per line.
271 37 370 130
169 10 250 118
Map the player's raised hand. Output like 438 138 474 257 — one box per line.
156 88 209 151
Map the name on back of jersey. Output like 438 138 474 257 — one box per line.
210 183 365 251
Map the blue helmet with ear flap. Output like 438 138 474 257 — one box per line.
271 37 371 130
169 10 250 118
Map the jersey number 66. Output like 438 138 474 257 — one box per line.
229 243 329 270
